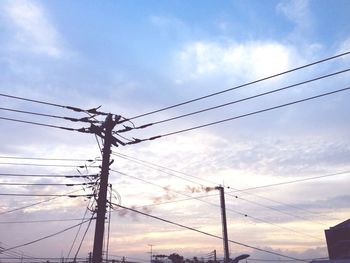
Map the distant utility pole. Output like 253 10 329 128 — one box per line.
148 244 154 263
92 114 120 263
216 186 230 263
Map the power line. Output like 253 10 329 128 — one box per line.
229 189 341 221
111 151 348 220
0 193 94 197
0 156 101 162
0 182 95 186
0 218 87 224
0 116 89 132
66 199 94 262
0 189 86 215
112 151 217 186
108 254 149 263
73 211 96 262
124 50 350 121
226 193 328 226
0 247 38 261
110 169 322 240
0 257 87 260
0 173 98 178
120 68 350 131
111 203 307 262
127 86 350 144
0 107 102 124
1 217 94 252
112 151 326 224
111 152 207 186
0 162 100 168
0 92 109 116
229 170 350 192
246 257 329 262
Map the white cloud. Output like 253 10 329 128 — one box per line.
150 15 189 38
276 0 311 28
3 0 64 58
150 15 184 29
174 40 301 83
338 36 350 57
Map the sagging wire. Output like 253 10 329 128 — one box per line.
73 210 96 262
0 106 103 124
0 92 112 118
124 86 350 145
65 197 95 263
105 184 113 263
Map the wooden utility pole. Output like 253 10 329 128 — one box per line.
92 114 118 263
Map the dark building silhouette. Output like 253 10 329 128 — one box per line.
325 219 350 260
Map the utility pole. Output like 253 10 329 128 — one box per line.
92 114 119 263
148 244 154 263
213 249 217 263
216 186 230 263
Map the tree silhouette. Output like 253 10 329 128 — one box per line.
168 253 184 263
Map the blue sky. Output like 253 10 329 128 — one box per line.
0 0 350 262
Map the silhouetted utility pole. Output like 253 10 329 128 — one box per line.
92 114 121 263
213 249 217 263
216 186 230 263
148 244 154 263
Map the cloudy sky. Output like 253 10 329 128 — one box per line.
0 0 350 262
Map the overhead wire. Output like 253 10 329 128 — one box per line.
0 218 89 224
112 151 217 186
228 189 342 221
123 50 350 121
0 162 100 168
1 217 94 252
105 184 113 263
0 107 101 124
111 152 207 186
0 182 95 186
65 198 94 263
110 169 322 240
111 152 347 221
0 242 38 260
0 189 88 215
0 156 101 162
119 68 350 131
225 192 328 226
73 211 96 262
108 254 149 263
127 86 350 144
0 92 109 116
229 170 350 192
0 193 94 197
246 257 328 262
0 173 98 178
111 203 307 262
0 116 90 132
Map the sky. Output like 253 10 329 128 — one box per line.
0 0 350 262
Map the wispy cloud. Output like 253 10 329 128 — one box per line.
149 15 190 39
276 0 316 46
2 0 65 58
276 0 311 29
173 40 301 84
